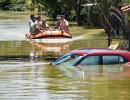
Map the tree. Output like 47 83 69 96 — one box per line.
58 0 86 25
0 0 12 10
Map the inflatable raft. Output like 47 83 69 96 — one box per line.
26 30 72 39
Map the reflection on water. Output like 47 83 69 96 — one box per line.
0 41 70 61
0 11 130 100
0 39 108 61
0 41 31 61
29 40 70 59
56 64 126 79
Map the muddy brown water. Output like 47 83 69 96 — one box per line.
0 11 130 100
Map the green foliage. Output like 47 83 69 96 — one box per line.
9 4 27 11
0 0 28 11
0 0 125 26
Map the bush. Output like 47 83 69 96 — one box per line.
9 4 27 11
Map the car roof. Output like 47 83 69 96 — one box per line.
72 48 130 59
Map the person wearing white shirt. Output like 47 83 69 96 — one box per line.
59 15 70 33
29 14 36 34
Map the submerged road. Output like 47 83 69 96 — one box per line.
0 11 130 100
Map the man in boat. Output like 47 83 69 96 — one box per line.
29 14 37 34
34 15 43 34
35 16 51 33
40 19 53 31
58 15 70 33
54 15 61 29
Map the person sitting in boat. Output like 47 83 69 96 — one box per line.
29 14 37 34
34 15 42 34
54 15 61 29
40 19 50 31
58 15 70 33
35 16 52 33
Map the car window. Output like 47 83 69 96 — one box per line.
52 53 80 65
102 55 126 65
60 55 81 66
79 56 100 65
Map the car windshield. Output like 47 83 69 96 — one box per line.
52 53 80 65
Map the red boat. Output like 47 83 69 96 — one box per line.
26 30 72 39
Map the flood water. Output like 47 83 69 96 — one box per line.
0 11 130 100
